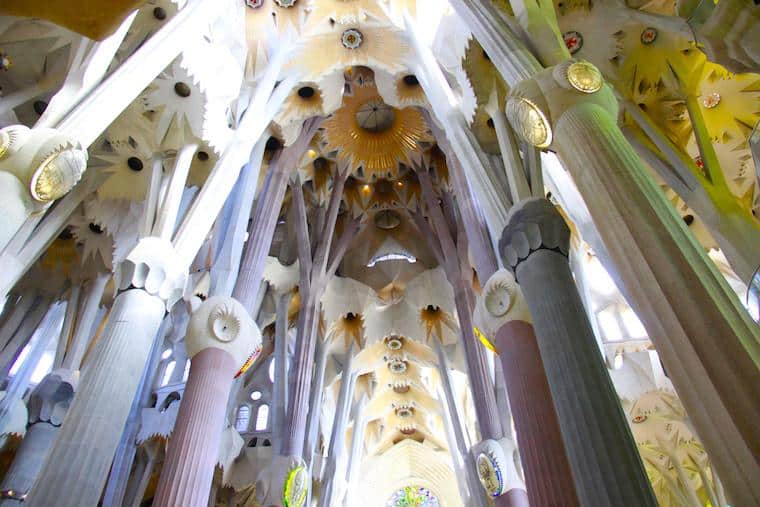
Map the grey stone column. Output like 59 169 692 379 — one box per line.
0 372 75 505
499 198 657 507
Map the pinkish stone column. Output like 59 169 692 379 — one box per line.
496 320 579 507
153 296 260 507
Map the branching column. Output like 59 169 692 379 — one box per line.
500 198 657 506
153 296 260 507
506 60 760 505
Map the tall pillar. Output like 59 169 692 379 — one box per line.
499 198 657 506
153 296 260 507
481 270 579 506
506 59 760 505
25 238 185 507
0 371 76 505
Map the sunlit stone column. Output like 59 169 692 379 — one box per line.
154 296 260 507
500 197 657 506
25 239 184 507
506 59 760 505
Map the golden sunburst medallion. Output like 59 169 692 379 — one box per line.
322 81 432 180
506 96 552 148
566 61 603 94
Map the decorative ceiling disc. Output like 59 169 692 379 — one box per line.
341 29 364 50
245 0 264 7
283 465 308 507
640 27 658 45
396 407 414 418
356 99 395 132
702 92 721 109
375 209 402 230
484 280 513 318
566 61 603 94
477 452 505 498
563 31 583 55
506 97 552 149
385 336 403 350
274 0 296 7
31 147 88 203
388 359 408 374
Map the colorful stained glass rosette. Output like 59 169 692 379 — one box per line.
386 486 440 507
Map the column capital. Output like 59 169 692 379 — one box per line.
115 237 188 310
27 369 78 426
185 296 262 377
0 125 88 206
499 198 570 275
505 60 617 150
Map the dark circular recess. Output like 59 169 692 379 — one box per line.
403 74 419 86
88 223 104 234
58 228 73 240
487 118 495 129
426 304 439 312
298 86 315 98
345 312 357 321
33 100 48 115
313 157 328 170
197 151 210 161
127 156 144 172
683 214 694 226
265 136 282 151
374 209 401 230
153 7 167 20
174 82 191 97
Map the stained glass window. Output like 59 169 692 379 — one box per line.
386 486 440 507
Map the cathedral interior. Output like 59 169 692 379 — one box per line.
0 1 758 506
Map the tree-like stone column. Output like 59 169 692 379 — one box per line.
506 59 760 505
476 269 579 506
499 198 657 506
25 239 184 507
0 371 76 506
153 296 260 507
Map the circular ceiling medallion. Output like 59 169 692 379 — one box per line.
403 74 419 86
283 465 307 507
298 86 315 99
563 31 583 55
506 97 552 149
395 406 414 418
640 27 658 45
388 359 408 374
208 304 242 342
153 6 167 19
174 81 191 98
375 209 401 230
567 61 603 94
356 99 395 133
341 29 364 50
245 0 264 7
385 336 403 350
274 0 296 7
477 453 505 498
702 92 721 109
393 384 410 394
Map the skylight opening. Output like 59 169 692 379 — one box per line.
366 252 417 267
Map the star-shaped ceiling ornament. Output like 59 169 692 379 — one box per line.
322 71 432 180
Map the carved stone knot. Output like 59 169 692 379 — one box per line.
499 198 570 275
27 369 78 426
116 237 188 310
473 269 532 338
185 296 262 375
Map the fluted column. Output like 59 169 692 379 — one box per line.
495 320 578 506
154 296 260 507
506 60 760 505
500 198 657 506
25 289 166 507
25 237 188 507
